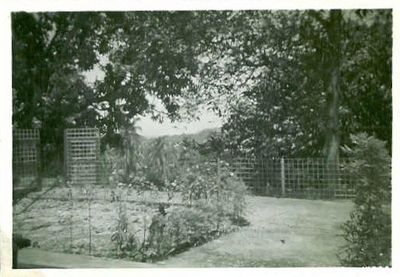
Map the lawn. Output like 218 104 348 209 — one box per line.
160 196 354 267
13 184 353 267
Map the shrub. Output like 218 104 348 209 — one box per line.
144 202 235 260
110 201 140 258
338 133 391 267
177 155 248 221
105 142 249 261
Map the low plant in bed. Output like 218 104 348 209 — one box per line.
108 152 249 262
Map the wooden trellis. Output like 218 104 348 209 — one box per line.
64 128 100 185
13 129 40 189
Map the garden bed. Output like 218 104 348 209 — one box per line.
13 183 243 262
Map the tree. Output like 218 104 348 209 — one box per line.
340 11 392 152
13 11 392 166
12 12 107 170
299 10 392 158
12 12 223 157
12 11 209 169
92 11 223 144
194 10 331 157
146 137 179 189
120 118 143 183
307 10 343 164
195 10 392 159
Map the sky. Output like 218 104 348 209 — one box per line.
136 112 222 137
84 64 223 138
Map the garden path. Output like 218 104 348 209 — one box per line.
17 248 152 268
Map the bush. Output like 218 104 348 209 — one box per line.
101 146 153 191
177 154 248 220
110 201 140 258
338 133 391 267
104 142 249 262
138 150 249 261
144 202 235 260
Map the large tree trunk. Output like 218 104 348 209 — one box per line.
323 10 342 166
325 65 340 165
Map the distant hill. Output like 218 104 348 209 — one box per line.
146 127 220 144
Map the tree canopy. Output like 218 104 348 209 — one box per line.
12 10 392 165
193 10 392 158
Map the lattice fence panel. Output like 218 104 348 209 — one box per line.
64 128 100 185
13 129 40 189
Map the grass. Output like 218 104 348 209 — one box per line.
159 196 354 267
13 185 353 267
